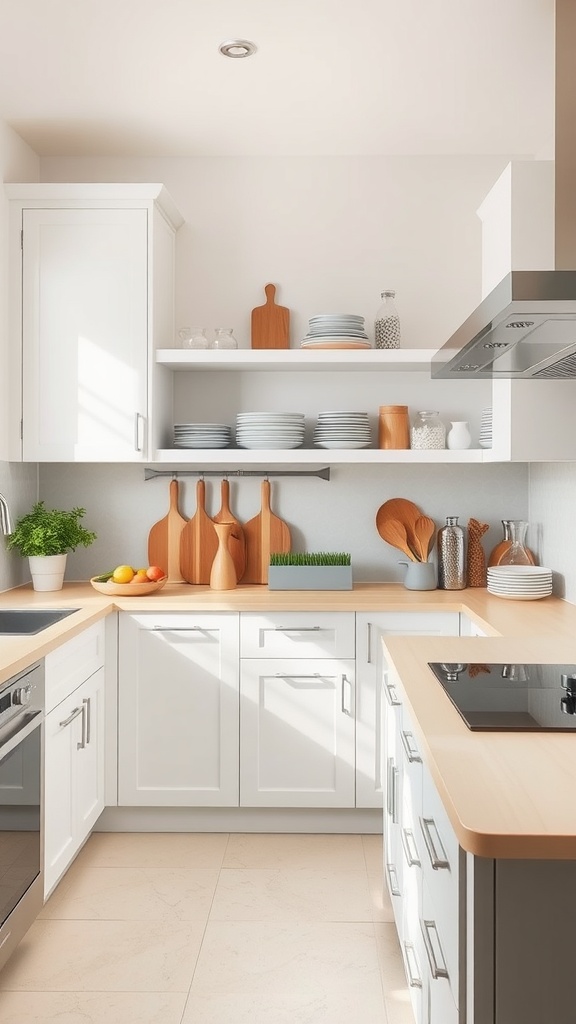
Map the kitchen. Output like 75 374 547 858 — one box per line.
1 1 576 1022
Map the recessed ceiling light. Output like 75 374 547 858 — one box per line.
218 39 257 59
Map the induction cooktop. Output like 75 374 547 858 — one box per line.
427 662 576 731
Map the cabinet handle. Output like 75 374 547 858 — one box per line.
386 758 394 818
134 412 144 452
403 941 423 989
273 626 323 633
366 621 372 664
392 765 399 824
401 729 422 763
421 919 449 980
83 696 91 744
401 827 421 867
386 863 401 897
383 680 401 706
341 674 352 716
59 706 82 729
77 702 87 750
420 817 450 870
274 672 326 680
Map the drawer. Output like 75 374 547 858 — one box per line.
422 877 460 1022
240 612 355 659
45 621 105 713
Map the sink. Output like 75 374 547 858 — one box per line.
0 608 78 635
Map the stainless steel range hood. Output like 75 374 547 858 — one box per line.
432 0 576 380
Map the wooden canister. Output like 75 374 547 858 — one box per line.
378 405 410 449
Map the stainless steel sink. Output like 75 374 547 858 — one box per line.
0 608 78 635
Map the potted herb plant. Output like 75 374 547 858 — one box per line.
6 501 97 591
268 552 353 591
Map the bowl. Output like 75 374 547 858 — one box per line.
90 576 167 596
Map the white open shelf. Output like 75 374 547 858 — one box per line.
154 447 487 465
155 348 438 372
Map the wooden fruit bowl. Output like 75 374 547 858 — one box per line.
90 576 167 596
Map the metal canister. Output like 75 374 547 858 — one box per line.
437 516 466 590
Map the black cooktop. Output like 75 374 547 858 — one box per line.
427 662 576 731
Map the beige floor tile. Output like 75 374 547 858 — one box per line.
39 865 219 922
182 921 386 1024
0 919 204 993
75 831 229 869
223 833 366 870
210 867 373 922
375 922 416 1024
362 833 384 875
0 991 188 1024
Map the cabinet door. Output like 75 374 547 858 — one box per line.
240 612 355 660
382 676 403 929
118 613 240 807
240 658 355 807
75 667 105 838
21 208 148 461
44 690 85 895
356 612 460 808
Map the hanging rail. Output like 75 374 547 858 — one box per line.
144 467 331 481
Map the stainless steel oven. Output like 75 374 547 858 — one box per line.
0 661 44 971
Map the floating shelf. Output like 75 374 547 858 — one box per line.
154 448 487 465
155 348 438 373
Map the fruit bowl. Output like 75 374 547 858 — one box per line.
89 576 168 596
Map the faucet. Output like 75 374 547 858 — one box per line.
0 493 13 535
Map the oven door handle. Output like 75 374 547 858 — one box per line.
0 710 42 764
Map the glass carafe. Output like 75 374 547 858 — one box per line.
497 520 533 566
488 520 536 566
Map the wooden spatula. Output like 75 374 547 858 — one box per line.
147 479 187 582
376 497 421 552
413 515 436 562
251 283 290 349
379 518 418 561
213 479 246 582
243 480 291 584
180 479 218 585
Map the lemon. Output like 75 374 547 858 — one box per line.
112 564 135 584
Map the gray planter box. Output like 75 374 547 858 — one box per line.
268 565 353 591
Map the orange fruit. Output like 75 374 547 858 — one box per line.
112 564 135 584
133 570 149 584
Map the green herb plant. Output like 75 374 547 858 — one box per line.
6 501 97 557
269 552 351 567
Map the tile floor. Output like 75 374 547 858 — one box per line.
0 833 415 1024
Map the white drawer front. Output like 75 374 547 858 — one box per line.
240 612 355 659
422 877 460 1022
45 621 105 713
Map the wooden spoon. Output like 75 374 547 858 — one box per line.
376 498 421 551
413 515 436 562
379 518 419 561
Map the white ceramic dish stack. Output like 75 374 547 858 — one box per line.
479 407 492 448
173 423 232 448
313 411 371 449
487 565 553 600
301 313 370 349
235 412 305 449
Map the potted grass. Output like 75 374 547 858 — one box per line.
6 501 97 591
268 552 352 591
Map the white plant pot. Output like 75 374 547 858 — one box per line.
28 554 67 592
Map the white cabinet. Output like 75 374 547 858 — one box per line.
44 623 106 896
6 184 183 462
118 612 240 807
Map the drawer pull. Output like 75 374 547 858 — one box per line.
386 862 401 897
401 729 422 763
367 621 372 664
77 702 87 750
392 766 399 824
59 705 82 729
401 827 421 867
420 817 450 870
421 919 449 980
274 672 327 680
341 673 352 716
384 681 401 706
83 696 91 745
403 941 423 989
274 626 322 632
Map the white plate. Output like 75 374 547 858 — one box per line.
314 440 372 449
237 440 304 449
487 591 552 601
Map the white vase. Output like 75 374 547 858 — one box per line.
28 553 67 592
446 420 472 450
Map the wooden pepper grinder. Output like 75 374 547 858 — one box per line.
467 518 489 587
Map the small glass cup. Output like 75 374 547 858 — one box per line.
210 328 238 350
178 326 209 349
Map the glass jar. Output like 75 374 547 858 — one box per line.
498 520 533 566
210 328 238 350
374 290 401 349
410 410 446 449
178 326 209 349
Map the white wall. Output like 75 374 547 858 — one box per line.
529 465 576 601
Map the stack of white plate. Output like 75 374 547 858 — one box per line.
313 411 371 449
236 412 305 449
301 314 370 350
173 423 232 448
487 565 553 601
479 407 492 449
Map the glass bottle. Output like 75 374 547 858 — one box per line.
210 328 238 350
410 410 446 449
488 520 536 566
374 290 401 349
498 520 533 566
437 516 466 590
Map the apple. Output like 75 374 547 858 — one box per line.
146 565 165 581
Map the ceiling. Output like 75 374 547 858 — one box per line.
0 0 555 158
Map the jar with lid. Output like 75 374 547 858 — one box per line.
210 328 238 350
374 290 401 349
410 410 446 449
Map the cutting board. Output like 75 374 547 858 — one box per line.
213 479 246 582
180 480 219 585
251 283 290 349
243 480 291 584
147 479 187 583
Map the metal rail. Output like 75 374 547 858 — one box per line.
144 467 330 481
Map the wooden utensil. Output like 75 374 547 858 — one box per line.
243 480 291 584
213 479 246 582
376 497 421 551
413 515 436 562
180 479 218 585
251 283 290 349
147 479 187 583
379 518 418 561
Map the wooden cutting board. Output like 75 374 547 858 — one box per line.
147 479 187 583
180 479 219 585
243 480 291 584
251 283 290 349
213 479 246 582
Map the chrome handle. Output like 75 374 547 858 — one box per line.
83 696 91 744
401 827 421 867
386 758 394 818
366 621 372 664
401 729 422 763
421 919 449 980
274 626 321 632
274 672 326 680
392 766 399 824
134 412 144 452
420 817 450 870
384 680 401 706
77 702 87 750
386 863 401 897
152 626 209 632
403 941 423 989
59 706 82 729
341 674 352 716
